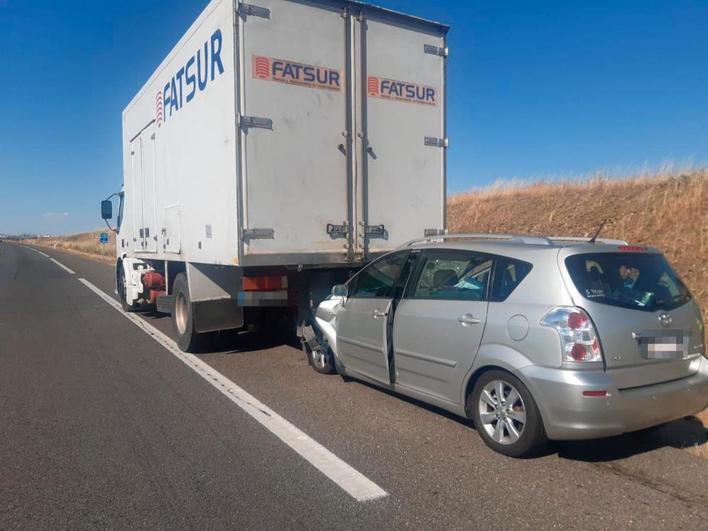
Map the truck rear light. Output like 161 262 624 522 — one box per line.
242 275 288 291
582 390 608 397
541 307 603 364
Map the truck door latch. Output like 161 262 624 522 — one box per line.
243 228 275 241
237 3 271 19
424 136 448 148
327 223 349 239
239 115 273 130
424 44 448 57
365 224 386 239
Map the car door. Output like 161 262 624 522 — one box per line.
336 251 409 383
393 249 493 405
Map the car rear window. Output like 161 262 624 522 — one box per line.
565 252 691 312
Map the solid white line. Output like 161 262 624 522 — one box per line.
76 277 388 502
50 257 75 275
29 247 50 258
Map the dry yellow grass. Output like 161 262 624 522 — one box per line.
24 230 116 264
449 170 707 323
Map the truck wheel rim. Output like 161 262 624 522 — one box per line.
478 380 526 445
175 292 188 335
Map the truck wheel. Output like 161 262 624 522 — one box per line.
469 370 547 458
118 263 139 312
172 273 204 352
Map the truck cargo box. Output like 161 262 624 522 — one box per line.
121 0 448 268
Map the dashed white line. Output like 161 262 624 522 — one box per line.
77 277 388 503
29 247 50 258
49 257 76 275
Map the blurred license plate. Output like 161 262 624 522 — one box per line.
641 333 687 360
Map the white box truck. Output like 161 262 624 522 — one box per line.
101 0 448 352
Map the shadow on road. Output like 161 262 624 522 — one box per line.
334 375 707 462
555 416 707 462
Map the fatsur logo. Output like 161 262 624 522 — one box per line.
367 75 437 106
157 28 225 126
252 55 341 91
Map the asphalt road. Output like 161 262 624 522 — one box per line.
1 241 707 529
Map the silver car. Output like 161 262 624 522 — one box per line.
302 234 708 457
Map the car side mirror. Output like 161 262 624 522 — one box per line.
331 284 348 298
101 200 113 220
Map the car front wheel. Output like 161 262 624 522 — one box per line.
469 370 547 458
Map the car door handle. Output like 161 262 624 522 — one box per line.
458 314 481 325
372 309 388 319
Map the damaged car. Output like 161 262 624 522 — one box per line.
301 234 708 457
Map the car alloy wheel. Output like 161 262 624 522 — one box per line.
477 379 527 445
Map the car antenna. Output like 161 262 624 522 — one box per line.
588 219 608 244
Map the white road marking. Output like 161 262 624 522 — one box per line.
50 258 76 275
29 247 50 258
77 277 388 503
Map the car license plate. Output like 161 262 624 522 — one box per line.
640 332 687 360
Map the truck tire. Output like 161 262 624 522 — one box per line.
118 263 139 313
172 273 204 352
468 370 547 458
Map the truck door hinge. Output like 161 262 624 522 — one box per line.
326 223 349 239
424 136 448 148
424 44 448 58
239 115 273 130
243 228 274 241
364 224 386 239
237 2 270 19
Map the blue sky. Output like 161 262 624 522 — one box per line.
0 0 706 234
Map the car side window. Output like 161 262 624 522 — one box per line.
349 252 408 299
491 257 533 301
412 250 493 301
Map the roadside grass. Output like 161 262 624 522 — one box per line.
24 230 116 264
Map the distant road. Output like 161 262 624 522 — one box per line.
1 241 707 529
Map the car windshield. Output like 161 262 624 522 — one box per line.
565 252 691 312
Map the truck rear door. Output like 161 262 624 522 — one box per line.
357 14 447 255
238 0 351 262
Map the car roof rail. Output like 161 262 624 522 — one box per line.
401 233 554 248
546 236 629 246
401 233 630 249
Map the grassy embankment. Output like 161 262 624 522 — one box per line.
24 229 116 263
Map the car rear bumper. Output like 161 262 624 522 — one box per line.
519 356 708 440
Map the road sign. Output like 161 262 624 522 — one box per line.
99 232 109 245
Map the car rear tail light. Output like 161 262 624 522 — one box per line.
541 307 603 363
242 275 288 291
